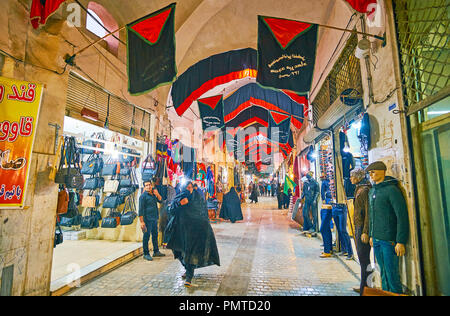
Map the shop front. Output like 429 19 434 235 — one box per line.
50 72 155 295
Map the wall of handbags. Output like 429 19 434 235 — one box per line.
55 133 145 243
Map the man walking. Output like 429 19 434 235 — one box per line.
139 180 166 261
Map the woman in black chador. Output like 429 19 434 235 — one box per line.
164 182 220 288
219 187 243 223
249 184 258 203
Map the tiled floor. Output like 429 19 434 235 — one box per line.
67 197 359 296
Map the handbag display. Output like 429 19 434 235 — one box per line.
104 179 120 193
55 137 83 189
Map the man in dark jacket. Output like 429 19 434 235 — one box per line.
139 181 166 261
366 161 409 294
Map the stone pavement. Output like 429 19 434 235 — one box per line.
67 197 359 296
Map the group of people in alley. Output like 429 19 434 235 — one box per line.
139 160 409 295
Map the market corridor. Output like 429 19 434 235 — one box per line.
67 197 359 296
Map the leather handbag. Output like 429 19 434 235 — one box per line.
119 187 135 197
104 179 120 193
81 193 98 208
120 196 137 226
60 214 81 227
82 177 99 190
102 163 118 176
57 188 69 215
119 179 132 189
119 165 131 176
81 155 103 175
101 209 121 228
103 194 122 209
101 217 117 228
80 208 99 229
54 220 64 247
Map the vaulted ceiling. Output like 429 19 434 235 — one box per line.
77 0 353 129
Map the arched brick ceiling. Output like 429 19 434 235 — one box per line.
76 0 350 129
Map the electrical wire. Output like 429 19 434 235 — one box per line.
0 48 68 75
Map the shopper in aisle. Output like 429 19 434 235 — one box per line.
220 186 243 223
366 161 409 294
350 168 371 295
249 183 259 203
165 181 220 288
160 184 177 249
139 180 166 261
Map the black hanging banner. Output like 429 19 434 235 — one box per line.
127 3 177 95
197 95 225 131
257 15 318 94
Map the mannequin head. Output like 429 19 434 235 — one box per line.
366 161 387 184
369 170 386 184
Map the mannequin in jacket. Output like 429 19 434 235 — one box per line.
301 172 320 233
366 161 409 294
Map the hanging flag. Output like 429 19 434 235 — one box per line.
344 0 377 14
257 15 318 94
197 95 224 131
30 0 66 29
268 110 291 144
284 175 297 195
127 3 177 95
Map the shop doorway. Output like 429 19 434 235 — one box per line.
51 116 148 295
413 97 450 296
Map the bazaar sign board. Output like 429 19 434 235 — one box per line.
0 76 43 208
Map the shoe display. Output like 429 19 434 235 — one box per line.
143 254 153 261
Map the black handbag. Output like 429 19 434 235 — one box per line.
101 209 120 228
81 154 103 175
119 165 131 176
119 187 136 197
82 177 99 190
60 214 81 227
54 220 64 247
103 194 123 209
102 163 118 176
119 179 132 189
56 137 84 189
80 208 99 229
120 196 137 226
